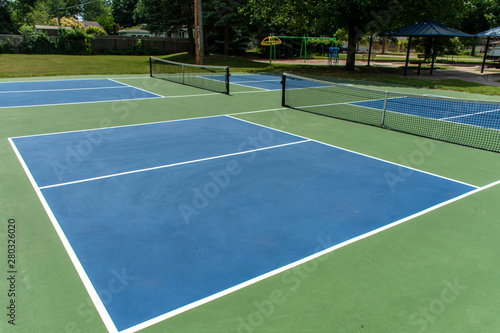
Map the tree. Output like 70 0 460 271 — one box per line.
0 0 15 33
112 0 142 28
204 0 249 56
138 0 195 55
315 0 404 70
10 0 37 28
484 0 500 27
82 0 115 33
26 0 53 25
244 0 319 36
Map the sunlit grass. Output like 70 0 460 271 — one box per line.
1 53 499 96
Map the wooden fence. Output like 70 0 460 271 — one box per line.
0 34 191 54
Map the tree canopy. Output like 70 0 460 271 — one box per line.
2 0 500 68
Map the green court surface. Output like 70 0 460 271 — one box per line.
1 73 500 333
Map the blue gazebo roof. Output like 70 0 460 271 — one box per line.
381 20 472 37
474 26 500 37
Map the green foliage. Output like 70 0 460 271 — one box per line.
141 0 194 34
85 26 107 36
0 39 16 53
410 36 465 55
26 0 52 25
10 0 37 30
96 14 115 34
0 0 15 34
17 25 56 54
113 0 142 28
206 31 251 56
82 0 115 34
204 0 252 56
57 28 94 55
123 39 144 55
483 0 500 27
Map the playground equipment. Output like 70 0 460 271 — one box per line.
260 36 282 63
261 35 338 64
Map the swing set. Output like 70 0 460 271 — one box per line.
261 35 339 64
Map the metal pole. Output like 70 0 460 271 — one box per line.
430 37 438 75
404 36 412 77
481 37 490 74
304 36 307 62
367 34 373 67
381 91 388 127
281 74 287 107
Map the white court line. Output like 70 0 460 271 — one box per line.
10 108 287 139
0 95 164 109
440 107 500 121
107 78 164 98
230 81 273 91
0 78 121 84
8 138 119 333
292 96 399 110
12 111 496 333
124 178 500 333
8 100 484 189
0 85 129 94
39 140 311 189
226 115 479 188
342 98 500 130
162 92 220 98
232 90 276 94
233 79 281 83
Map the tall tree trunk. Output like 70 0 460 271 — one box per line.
187 24 195 57
345 22 358 71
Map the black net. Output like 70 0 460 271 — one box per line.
150 57 230 94
282 73 500 152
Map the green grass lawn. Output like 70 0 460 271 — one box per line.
1 53 499 96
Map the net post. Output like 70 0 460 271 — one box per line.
281 73 287 107
182 64 185 84
225 67 230 95
149 57 152 77
381 91 388 127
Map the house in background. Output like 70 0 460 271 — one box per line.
117 28 152 37
118 24 188 38
82 21 103 30
33 21 103 37
33 25 72 37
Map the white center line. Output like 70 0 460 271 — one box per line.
39 139 311 189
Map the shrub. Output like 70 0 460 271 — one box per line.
85 26 107 36
124 39 144 55
57 28 94 55
0 40 16 54
48 16 84 30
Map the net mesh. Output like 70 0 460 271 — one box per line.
282 73 500 152
150 57 230 94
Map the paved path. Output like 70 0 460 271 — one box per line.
253 57 500 87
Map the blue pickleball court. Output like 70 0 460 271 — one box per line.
0 79 162 108
10 115 476 332
202 74 328 91
350 96 500 130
